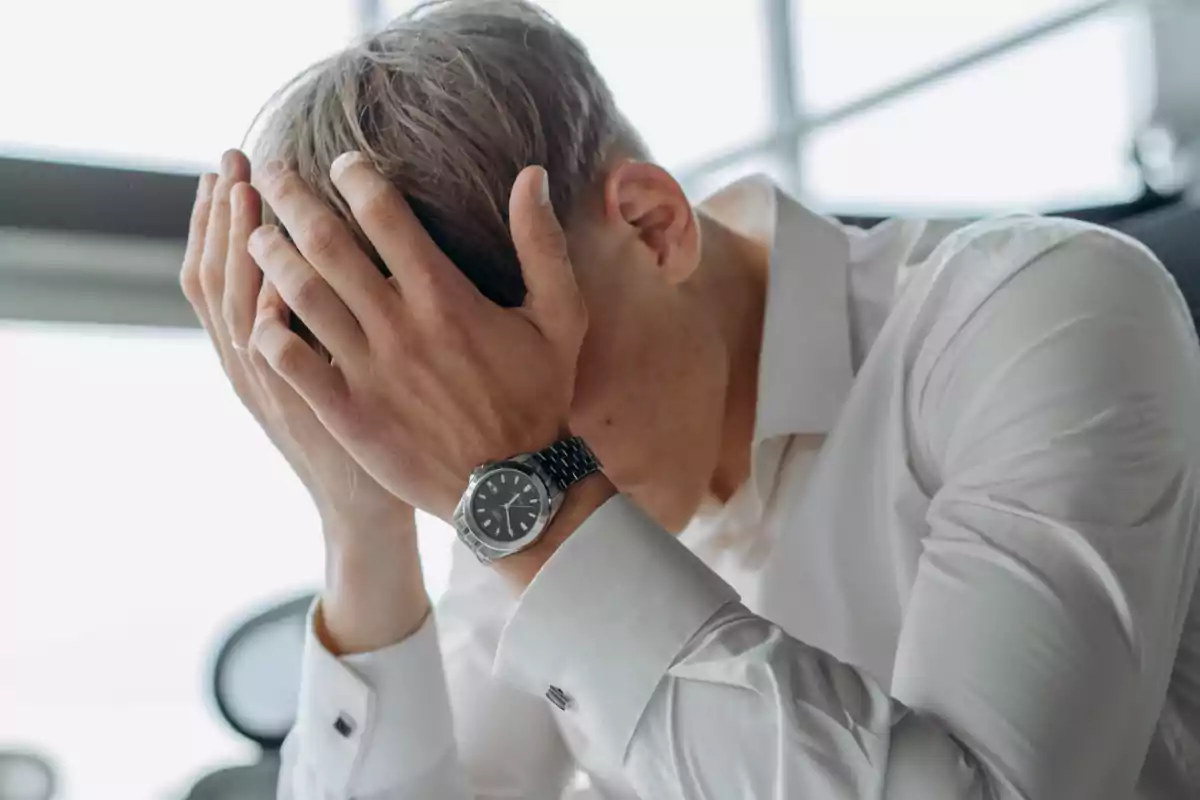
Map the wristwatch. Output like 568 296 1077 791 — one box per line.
452 436 602 564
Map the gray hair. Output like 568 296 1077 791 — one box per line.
249 0 647 307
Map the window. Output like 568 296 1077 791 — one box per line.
795 1 1147 212
796 0 1101 112
0 0 358 171
0 323 453 800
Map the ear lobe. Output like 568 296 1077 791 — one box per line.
605 161 698 282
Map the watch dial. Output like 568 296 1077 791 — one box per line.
471 469 542 543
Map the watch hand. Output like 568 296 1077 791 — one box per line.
503 492 522 509
503 505 514 537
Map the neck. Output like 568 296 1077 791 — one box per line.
693 212 771 504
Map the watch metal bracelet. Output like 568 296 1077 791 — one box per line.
459 527 509 562
531 436 602 491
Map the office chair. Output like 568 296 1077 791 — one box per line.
183 592 314 800
0 751 55 800
1114 202 1200 331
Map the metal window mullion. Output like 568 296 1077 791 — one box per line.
764 0 803 194
682 0 1121 186
356 0 383 35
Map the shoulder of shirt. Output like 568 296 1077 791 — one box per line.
908 213 1169 305
889 213 1193 380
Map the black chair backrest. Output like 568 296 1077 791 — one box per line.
183 592 314 800
1114 202 1200 331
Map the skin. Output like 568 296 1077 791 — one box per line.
181 148 769 655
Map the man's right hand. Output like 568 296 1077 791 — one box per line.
180 149 430 654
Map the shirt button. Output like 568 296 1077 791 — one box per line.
333 712 357 738
546 685 573 711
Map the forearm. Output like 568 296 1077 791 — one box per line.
320 511 430 655
286 520 574 800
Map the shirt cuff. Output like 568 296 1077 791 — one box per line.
296 599 457 796
493 494 738 764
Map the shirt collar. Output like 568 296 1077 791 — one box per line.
698 175 854 525
698 177 928 530
752 183 856 444
701 175 913 525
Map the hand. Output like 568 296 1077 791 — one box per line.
180 150 427 652
247 154 587 522
180 150 409 535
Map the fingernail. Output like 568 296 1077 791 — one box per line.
264 160 285 179
538 167 551 206
248 224 277 252
220 149 240 176
330 151 364 182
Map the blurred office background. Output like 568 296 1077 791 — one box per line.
0 1 1197 798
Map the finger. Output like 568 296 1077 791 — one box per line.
256 160 393 323
259 277 331 362
200 150 251 329
250 302 348 421
244 299 320 428
248 224 367 361
329 151 470 304
180 173 218 328
509 165 586 347
224 181 264 349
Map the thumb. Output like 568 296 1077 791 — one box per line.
509 165 587 349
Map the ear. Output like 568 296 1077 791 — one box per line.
602 161 700 285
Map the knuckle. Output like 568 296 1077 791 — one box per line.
417 282 460 328
357 185 394 226
291 275 326 312
198 265 221 299
198 253 219 281
539 229 570 264
271 173 302 205
274 338 309 375
569 296 588 331
247 344 271 373
180 264 202 302
199 241 225 276
518 215 568 261
301 217 340 260
254 229 287 263
221 297 241 330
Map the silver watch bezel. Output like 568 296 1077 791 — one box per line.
452 454 562 563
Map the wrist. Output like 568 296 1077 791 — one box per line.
321 512 430 656
319 496 415 548
493 472 615 590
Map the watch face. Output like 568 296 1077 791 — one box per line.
469 468 545 543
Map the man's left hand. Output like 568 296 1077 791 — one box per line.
247 152 587 521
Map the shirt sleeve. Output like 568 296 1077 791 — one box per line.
280 537 575 800
493 229 1200 799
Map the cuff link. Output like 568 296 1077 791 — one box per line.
333 712 357 738
546 685 573 711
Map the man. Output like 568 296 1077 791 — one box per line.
180 1 1200 797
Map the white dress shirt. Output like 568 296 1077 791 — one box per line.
280 178 1200 800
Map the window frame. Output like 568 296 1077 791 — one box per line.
0 0 1143 329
